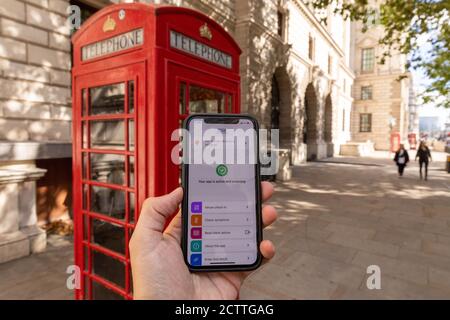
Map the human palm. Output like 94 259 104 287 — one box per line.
130 183 277 300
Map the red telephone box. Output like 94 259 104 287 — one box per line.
390 132 401 152
408 133 417 150
71 3 241 299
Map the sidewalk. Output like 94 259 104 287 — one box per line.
0 235 74 300
0 151 449 299
241 151 450 299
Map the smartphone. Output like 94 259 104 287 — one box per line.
181 114 262 272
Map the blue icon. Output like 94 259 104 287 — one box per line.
190 254 202 266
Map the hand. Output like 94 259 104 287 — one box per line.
130 182 277 300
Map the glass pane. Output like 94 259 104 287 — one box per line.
128 120 135 152
226 94 232 113
91 219 125 255
129 157 134 187
90 186 125 220
92 250 125 288
90 153 126 186
82 184 88 210
82 153 88 179
84 246 89 272
82 121 88 149
84 276 90 299
129 193 135 223
128 81 134 114
89 83 125 115
92 281 124 300
189 85 224 113
90 120 125 150
82 89 87 116
179 82 186 114
83 214 89 241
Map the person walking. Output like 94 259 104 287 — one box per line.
415 141 432 180
393 144 409 177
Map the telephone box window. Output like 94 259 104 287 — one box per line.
92 281 123 300
82 122 88 149
128 81 134 113
226 94 233 113
92 251 126 288
189 85 224 113
82 153 88 179
83 215 89 241
129 193 135 223
90 185 126 220
82 89 87 116
89 83 125 115
179 82 186 114
91 219 125 255
128 157 135 187
128 120 135 151
90 120 125 150
84 247 89 272
90 153 126 186
82 184 88 210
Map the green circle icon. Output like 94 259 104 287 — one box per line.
216 164 228 176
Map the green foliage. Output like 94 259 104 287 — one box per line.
307 0 450 108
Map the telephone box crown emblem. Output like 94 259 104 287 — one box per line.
199 23 212 40
103 15 116 32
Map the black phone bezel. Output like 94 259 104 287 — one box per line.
181 113 263 272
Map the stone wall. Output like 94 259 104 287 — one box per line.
0 0 72 143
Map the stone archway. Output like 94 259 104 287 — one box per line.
273 68 292 151
303 83 319 160
324 94 333 157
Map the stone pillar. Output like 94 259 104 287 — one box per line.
0 162 46 263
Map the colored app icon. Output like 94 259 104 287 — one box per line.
191 201 202 213
191 227 202 239
216 164 228 176
191 214 202 226
190 254 202 266
191 240 202 252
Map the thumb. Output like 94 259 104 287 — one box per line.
139 187 183 233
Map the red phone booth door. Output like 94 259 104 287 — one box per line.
74 63 144 300
166 64 239 191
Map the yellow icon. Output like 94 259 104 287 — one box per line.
103 15 116 32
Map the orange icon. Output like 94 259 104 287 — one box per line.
191 215 202 226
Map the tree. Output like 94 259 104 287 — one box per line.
308 0 450 108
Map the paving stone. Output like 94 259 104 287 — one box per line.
351 251 428 286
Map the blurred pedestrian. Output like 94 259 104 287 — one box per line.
393 144 409 177
415 141 432 180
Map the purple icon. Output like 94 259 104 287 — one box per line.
191 202 202 213
191 227 202 239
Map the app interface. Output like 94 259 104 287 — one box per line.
186 118 258 267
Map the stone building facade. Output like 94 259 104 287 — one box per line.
349 7 410 150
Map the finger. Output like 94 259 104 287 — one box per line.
164 211 182 243
262 205 277 228
260 240 275 260
139 187 183 233
261 181 274 202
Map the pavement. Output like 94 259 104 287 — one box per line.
241 151 450 299
0 151 449 300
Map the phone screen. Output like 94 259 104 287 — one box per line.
184 116 260 269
